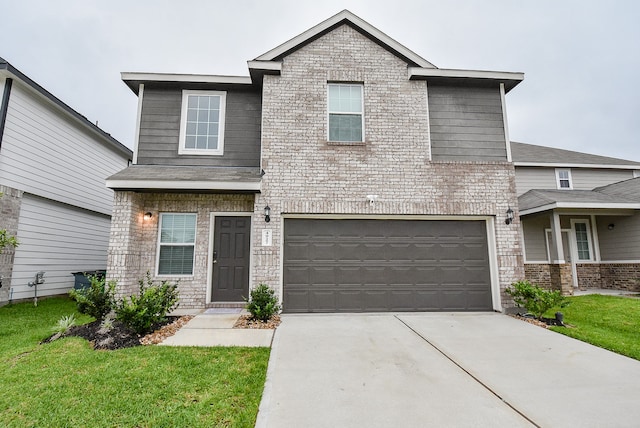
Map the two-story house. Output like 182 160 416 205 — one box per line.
0 57 132 304
512 142 640 294
106 10 526 312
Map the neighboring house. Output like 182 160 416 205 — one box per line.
106 10 527 313
512 142 640 293
0 57 132 304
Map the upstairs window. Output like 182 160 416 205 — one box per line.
157 213 197 276
328 83 364 142
555 169 573 189
179 90 226 155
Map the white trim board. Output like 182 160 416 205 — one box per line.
514 162 640 169
520 203 640 216
105 179 261 191
121 72 252 85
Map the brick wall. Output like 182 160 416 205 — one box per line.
593 263 640 292
575 264 602 290
525 263 573 295
256 24 524 309
107 191 254 308
0 185 23 303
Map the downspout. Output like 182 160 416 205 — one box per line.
0 77 13 150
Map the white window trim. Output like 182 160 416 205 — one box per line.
178 90 226 156
327 83 365 143
555 168 573 189
156 213 197 277
570 219 594 262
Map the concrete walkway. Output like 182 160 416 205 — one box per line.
160 310 274 347
256 313 640 428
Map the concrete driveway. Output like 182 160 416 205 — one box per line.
256 313 640 428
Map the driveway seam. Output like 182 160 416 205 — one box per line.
394 315 540 428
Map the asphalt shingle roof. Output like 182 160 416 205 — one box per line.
511 142 640 166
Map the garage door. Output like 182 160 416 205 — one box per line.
283 219 492 312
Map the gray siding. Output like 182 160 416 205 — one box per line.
0 83 128 216
136 87 261 167
428 84 507 161
515 167 635 195
522 215 550 261
9 194 111 300
597 213 640 260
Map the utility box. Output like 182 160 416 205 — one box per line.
71 270 106 290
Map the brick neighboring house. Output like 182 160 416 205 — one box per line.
512 142 640 294
106 10 526 312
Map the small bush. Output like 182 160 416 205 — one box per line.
69 275 116 321
115 272 179 334
52 314 76 334
506 280 569 319
246 284 281 322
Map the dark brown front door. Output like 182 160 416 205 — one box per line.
212 216 251 302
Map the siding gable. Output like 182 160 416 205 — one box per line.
136 86 261 167
428 84 507 161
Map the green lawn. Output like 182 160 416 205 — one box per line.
0 297 270 428
549 294 640 361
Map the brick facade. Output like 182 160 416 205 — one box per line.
0 185 23 303
525 262 640 293
255 25 524 309
107 192 254 308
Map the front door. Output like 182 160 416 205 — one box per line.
212 216 251 302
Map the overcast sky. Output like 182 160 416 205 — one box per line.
2 0 639 161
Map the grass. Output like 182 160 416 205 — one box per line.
0 297 270 427
549 294 640 361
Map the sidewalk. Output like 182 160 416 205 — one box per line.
160 309 275 347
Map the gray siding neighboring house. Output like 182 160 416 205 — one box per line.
512 142 640 293
106 10 525 312
0 57 132 304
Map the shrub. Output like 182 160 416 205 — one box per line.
246 284 281 322
69 275 116 321
506 280 569 320
115 272 179 334
52 314 76 334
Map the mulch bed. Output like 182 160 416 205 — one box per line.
42 313 282 350
233 314 281 329
510 314 568 329
41 316 193 351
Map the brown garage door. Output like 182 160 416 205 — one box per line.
283 219 492 313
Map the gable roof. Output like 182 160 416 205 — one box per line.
254 10 436 68
0 57 132 159
511 142 640 169
595 177 640 201
518 188 640 215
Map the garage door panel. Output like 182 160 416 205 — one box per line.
283 219 492 312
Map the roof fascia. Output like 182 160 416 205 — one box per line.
121 72 253 94
520 202 640 216
253 10 436 69
514 162 640 169
409 67 524 92
0 60 132 158
106 179 261 192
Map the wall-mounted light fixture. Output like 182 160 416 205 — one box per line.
144 212 153 221
264 205 271 223
505 207 515 225
608 223 615 230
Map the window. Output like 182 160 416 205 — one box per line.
157 213 197 275
328 83 363 142
179 90 226 155
572 220 592 261
555 169 572 189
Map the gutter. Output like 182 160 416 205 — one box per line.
0 77 12 151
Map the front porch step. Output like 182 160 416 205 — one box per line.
205 302 246 309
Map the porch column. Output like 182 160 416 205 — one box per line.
590 214 601 261
550 211 565 263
